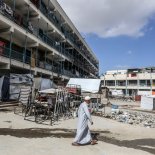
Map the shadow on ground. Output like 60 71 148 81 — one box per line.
99 136 155 154
0 128 154 154
0 128 109 138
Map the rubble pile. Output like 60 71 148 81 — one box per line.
103 111 155 128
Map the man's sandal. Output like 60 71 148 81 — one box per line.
72 142 80 146
91 140 98 145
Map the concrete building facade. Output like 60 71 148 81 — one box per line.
0 0 99 84
101 67 155 96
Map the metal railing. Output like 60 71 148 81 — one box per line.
32 0 98 68
0 4 74 61
0 1 98 75
0 46 31 64
0 45 83 78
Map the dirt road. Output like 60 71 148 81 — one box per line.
0 111 154 155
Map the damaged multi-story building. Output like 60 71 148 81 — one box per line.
0 0 99 84
101 67 155 96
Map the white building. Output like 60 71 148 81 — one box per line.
101 67 155 96
0 0 99 84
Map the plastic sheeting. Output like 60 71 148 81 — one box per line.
9 85 21 100
138 91 152 96
40 78 52 90
10 74 33 85
10 74 33 100
39 88 57 94
110 90 123 96
67 78 101 93
1 76 9 102
34 78 57 91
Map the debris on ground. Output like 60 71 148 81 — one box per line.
102 110 155 128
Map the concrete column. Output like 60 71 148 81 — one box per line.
104 76 106 86
137 73 139 93
125 73 128 95
26 5 30 32
37 16 40 38
114 74 116 90
150 69 153 92
35 46 38 67
9 31 13 67
145 80 147 87
12 0 16 11
23 36 28 64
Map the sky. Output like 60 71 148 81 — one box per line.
57 0 155 75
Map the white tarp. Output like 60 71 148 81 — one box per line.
67 78 101 93
141 95 155 110
39 88 57 94
138 91 152 96
110 90 123 96
10 74 33 85
40 78 52 90
34 78 57 91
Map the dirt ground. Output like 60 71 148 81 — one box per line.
0 109 155 155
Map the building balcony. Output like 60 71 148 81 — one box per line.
30 0 97 69
0 46 31 65
62 70 77 78
0 45 76 77
0 5 73 62
0 0 98 77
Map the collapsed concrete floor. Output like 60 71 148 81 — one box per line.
0 108 155 155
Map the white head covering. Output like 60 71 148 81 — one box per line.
84 96 91 100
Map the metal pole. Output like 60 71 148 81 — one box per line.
45 49 47 69
9 32 13 67
12 0 16 11
37 17 40 38
46 23 48 43
23 36 28 64
26 5 30 32
36 46 38 67
45 23 48 68
60 42 62 76
30 48 32 73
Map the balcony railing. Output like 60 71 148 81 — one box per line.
0 45 80 77
0 46 32 64
139 84 151 87
0 1 98 75
106 84 115 86
0 4 73 61
31 0 98 68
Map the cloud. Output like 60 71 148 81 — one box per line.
115 65 130 69
127 50 132 55
57 0 155 38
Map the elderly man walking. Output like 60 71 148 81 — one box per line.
72 96 97 146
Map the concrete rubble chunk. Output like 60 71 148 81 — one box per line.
101 110 155 128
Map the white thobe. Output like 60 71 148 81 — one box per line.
73 102 93 145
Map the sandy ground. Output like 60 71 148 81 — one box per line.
0 109 155 155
